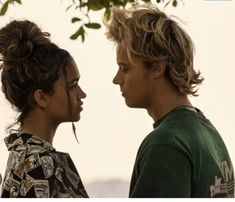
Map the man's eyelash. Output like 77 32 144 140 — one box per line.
119 65 129 72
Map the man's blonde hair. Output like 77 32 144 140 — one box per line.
105 3 203 96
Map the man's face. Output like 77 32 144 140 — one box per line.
46 59 86 124
113 43 153 108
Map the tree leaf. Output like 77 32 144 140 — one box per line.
0 1 9 16
70 26 85 41
104 8 111 21
164 0 171 8
84 23 101 29
172 0 177 7
66 4 73 11
87 0 104 11
14 0 22 4
71 17 81 23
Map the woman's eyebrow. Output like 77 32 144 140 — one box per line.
67 78 79 85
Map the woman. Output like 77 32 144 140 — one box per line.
0 20 88 198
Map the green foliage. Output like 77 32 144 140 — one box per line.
70 25 85 42
14 0 21 4
173 0 177 7
0 0 180 42
87 0 105 11
84 23 101 29
164 0 178 8
0 0 21 16
71 17 81 23
0 1 8 16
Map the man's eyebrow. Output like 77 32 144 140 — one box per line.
117 62 126 65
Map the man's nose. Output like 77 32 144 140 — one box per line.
113 72 121 85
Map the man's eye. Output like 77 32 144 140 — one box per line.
120 65 129 72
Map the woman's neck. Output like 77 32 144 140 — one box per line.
20 111 58 145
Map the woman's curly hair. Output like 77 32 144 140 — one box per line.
0 20 71 130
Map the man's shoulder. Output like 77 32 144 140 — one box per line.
139 109 213 153
149 110 199 141
156 108 212 139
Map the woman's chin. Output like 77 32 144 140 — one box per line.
72 114 81 122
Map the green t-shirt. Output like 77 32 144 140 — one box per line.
129 107 234 198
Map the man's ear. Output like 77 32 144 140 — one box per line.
151 62 166 79
33 89 49 108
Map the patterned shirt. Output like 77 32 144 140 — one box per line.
1 133 89 198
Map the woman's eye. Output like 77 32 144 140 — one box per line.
68 82 78 89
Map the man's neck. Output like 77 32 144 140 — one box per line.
147 91 192 123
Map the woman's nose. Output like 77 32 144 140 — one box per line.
79 86 86 99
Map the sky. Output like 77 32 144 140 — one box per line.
0 0 235 196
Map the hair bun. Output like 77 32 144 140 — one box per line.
0 20 51 62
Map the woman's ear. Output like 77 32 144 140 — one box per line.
151 62 166 79
33 89 48 108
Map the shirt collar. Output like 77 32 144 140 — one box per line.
153 106 202 129
4 133 55 152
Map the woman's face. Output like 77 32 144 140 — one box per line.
46 59 86 124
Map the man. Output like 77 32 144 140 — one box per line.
105 3 234 198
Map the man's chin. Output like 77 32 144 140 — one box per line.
125 100 144 109
125 100 136 108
